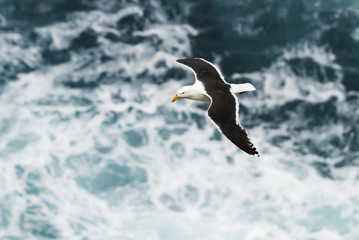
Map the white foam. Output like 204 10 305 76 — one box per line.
352 26 359 41
282 41 338 67
1 3 359 240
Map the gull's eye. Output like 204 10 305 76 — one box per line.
181 91 185 94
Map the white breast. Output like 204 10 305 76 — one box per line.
189 93 211 102
187 81 211 102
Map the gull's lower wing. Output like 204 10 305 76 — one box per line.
207 92 259 157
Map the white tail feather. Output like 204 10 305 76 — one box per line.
230 83 256 94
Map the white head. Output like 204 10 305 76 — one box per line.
172 84 210 102
172 86 193 102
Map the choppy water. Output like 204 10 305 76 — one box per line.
0 0 359 239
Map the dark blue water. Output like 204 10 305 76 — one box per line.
0 0 359 239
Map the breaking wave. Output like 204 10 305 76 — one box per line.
0 0 358 239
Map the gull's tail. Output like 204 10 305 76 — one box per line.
230 83 256 94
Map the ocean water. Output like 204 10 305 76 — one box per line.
0 0 359 239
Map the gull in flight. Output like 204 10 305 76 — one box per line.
172 58 259 157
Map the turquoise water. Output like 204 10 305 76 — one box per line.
0 0 359 239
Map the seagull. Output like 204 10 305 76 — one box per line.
172 58 259 157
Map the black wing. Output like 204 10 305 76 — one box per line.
176 58 227 91
207 92 260 157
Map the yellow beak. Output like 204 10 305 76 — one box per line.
172 95 180 102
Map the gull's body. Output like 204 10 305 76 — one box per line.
177 82 257 102
172 58 259 157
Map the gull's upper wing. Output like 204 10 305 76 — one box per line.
176 58 227 87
